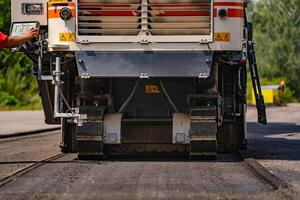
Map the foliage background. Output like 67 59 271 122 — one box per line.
0 0 40 110
0 0 299 109
251 0 300 100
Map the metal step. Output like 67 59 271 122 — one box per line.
76 107 106 159
189 106 218 159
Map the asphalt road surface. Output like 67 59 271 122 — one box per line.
0 104 299 199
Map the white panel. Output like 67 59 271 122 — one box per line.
172 113 190 144
11 0 47 26
103 113 122 144
48 18 76 48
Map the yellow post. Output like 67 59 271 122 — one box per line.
249 85 280 105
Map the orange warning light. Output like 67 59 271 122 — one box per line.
280 80 285 92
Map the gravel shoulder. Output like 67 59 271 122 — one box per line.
246 104 300 193
0 111 59 136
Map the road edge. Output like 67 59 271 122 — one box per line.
0 127 60 139
239 150 298 199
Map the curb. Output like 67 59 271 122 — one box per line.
244 158 290 190
238 150 299 199
239 150 290 190
0 127 61 139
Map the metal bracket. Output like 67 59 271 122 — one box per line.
139 39 150 44
40 75 53 81
80 39 91 44
52 56 85 123
199 73 208 79
198 39 210 44
242 39 248 61
139 73 149 79
81 73 90 79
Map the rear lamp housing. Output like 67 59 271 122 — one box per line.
60 7 72 21
218 9 228 18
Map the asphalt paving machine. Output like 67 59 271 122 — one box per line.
10 0 266 159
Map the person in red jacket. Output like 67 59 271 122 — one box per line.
0 28 38 50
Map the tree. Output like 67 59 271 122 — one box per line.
0 0 40 108
252 0 300 98
0 0 11 34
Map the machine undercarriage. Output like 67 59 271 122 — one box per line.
35 52 249 159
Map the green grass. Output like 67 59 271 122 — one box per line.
0 103 42 111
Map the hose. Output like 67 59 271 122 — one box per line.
119 79 140 112
158 79 179 113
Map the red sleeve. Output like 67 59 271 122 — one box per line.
0 32 9 49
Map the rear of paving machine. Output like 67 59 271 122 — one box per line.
11 0 266 159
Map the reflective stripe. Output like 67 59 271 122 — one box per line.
48 2 75 7
214 2 244 7
227 8 244 18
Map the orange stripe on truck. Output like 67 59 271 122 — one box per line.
48 9 75 19
47 2 244 19
227 8 244 18
48 2 75 7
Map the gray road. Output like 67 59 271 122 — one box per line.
0 154 280 200
0 111 59 136
0 105 299 199
246 104 300 192
0 131 61 180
